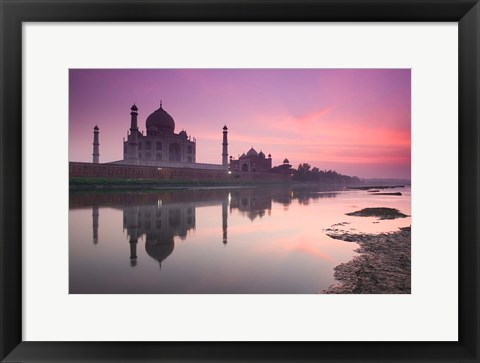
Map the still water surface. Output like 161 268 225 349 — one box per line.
69 186 411 293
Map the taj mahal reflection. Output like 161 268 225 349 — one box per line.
123 201 196 267
69 187 357 294
82 188 338 269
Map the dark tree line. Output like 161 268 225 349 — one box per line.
294 163 360 184
271 162 360 185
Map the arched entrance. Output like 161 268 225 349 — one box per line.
169 143 181 162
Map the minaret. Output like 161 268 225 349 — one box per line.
127 104 139 164
222 125 228 168
92 125 100 164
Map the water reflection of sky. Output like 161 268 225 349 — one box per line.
69 187 411 294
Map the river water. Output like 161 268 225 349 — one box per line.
69 186 411 294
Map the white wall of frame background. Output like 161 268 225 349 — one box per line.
23 22 458 341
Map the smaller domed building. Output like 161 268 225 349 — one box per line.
229 147 272 172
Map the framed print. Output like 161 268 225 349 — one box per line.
1 0 479 362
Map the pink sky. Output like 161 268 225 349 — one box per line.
69 69 410 179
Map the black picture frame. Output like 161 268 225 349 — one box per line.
1 0 479 362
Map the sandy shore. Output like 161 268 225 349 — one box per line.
323 226 411 294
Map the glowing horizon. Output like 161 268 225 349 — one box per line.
69 69 411 179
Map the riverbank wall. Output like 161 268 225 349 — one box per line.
69 162 291 183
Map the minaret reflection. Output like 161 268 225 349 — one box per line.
124 206 140 266
222 197 228 245
129 238 138 267
92 205 99 244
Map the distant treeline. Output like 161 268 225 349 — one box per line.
271 162 360 185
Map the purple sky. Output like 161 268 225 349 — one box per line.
69 69 410 179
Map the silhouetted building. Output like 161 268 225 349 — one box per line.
103 102 228 170
230 148 272 172
126 101 196 165
271 158 293 174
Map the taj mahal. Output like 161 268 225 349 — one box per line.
91 102 278 173
123 101 197 165
95 102 229 170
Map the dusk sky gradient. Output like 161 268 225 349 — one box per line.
69 69 410 179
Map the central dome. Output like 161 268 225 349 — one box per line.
146 105 175 133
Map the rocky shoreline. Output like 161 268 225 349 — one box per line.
323 226 411 294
